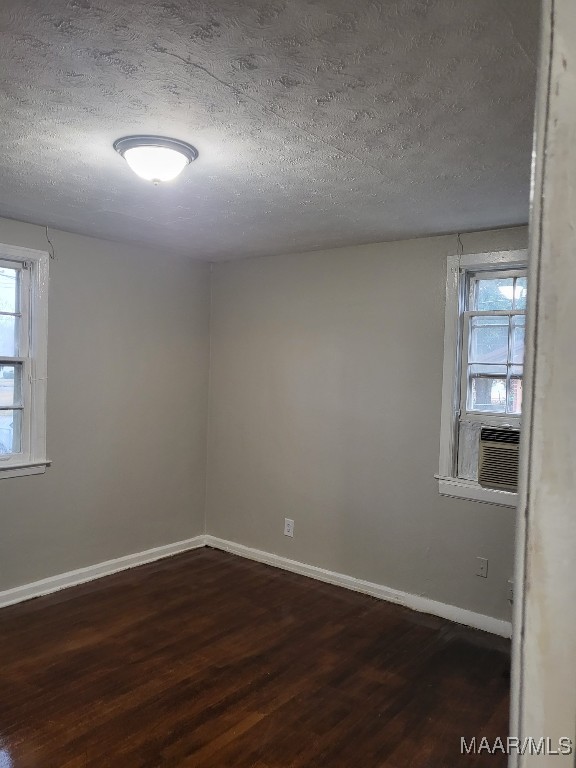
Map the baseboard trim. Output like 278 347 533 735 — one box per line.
205 536 512 638
0 535 207 609
1 534 512 637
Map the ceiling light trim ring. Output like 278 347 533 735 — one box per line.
113 135 199 163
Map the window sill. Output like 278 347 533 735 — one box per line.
0 460 50 480
436 476 517 507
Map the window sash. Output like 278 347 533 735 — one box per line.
468 268 527 283
0 258 30 358
460 309 524 423
461 263 527 424
467 269 527 312
0 259 33 462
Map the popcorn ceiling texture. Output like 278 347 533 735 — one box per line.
0 0 538 261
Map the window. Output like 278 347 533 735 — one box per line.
0 244 49 479
437 250 527 506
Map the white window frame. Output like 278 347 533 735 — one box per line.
0 243 49 479
437 249 527 507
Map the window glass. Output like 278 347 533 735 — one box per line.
0 410 21 454
511 316 525 364
469 316 510 364
514 277 527 310
0 315 18 357
0 268 18 313
509 368 523 414
0 364 22 406
468 365 507 412
475 277 514 311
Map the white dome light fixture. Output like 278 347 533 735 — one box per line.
114 135 198 184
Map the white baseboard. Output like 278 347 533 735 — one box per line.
205 536 512 638
0 533 512 638
0 535 207 609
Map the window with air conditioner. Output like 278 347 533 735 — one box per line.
0 243 49 479
437 249 527 506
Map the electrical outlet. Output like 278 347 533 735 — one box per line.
284 518 294 537
508 579 514 602
476 557 489 578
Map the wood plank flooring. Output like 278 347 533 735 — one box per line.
0 547 510 767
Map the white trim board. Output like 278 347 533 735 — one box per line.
205 536 512 638
0 536 206 609
0 535 511 638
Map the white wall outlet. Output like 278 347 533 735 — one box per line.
476 557 489 578
284 518 294 537
508 579 514 602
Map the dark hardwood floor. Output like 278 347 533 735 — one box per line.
0 547 510 767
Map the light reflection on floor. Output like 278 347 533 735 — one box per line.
0 749 13 768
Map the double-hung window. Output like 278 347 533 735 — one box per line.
462 269 526 421
0 244 49 479
438 250 527 506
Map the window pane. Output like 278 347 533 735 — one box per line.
0 364 22 406
467 364 507 413
469 316 510 364
508 376 523 415
0 409 21 454
0 268 18 313
475 278 514 311
514 276 527 310
511 316 525 364
0 314 18 357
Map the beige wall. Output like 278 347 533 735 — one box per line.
0 218 210 590
206 226 527 621
0 216 527 624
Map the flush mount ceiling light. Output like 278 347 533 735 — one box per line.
113 135 198 184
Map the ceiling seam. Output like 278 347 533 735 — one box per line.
153 46 393 180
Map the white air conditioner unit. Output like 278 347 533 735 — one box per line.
478 427 520 492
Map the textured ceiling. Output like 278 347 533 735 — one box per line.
0 0 539 261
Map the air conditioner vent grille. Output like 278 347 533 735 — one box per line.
478 428 520 492
480 428 520 445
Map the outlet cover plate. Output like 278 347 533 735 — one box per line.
476 557 489 578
